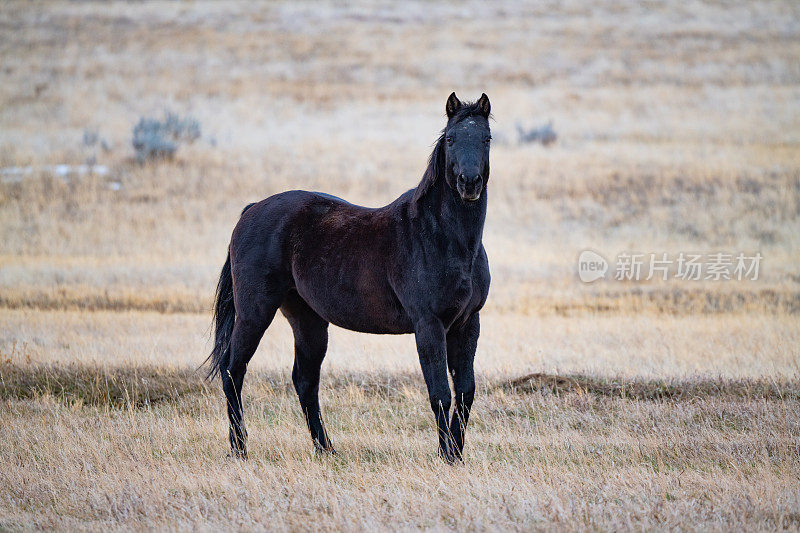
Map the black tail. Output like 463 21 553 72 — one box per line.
204 202 256 380
205 251 235 380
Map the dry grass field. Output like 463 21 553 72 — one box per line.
1 1 799 530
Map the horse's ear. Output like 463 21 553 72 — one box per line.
477 93 491 118
445 92 461 119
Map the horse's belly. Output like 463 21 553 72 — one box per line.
327 309 413 335
294 277 413 335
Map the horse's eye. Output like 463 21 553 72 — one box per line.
484 136 492 144
446 137 453 145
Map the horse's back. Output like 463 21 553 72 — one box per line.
231 190 368 249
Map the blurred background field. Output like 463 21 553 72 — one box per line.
1 1 799 530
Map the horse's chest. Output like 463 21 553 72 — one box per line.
431 269 475 322
447 274 473 301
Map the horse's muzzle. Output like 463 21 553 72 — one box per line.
457 174 483 201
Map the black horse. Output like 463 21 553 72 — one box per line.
206 92 492 463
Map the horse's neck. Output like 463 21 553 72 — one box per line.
416 177 487 258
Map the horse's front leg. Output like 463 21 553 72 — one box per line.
414 316 455 463
447 312 479 461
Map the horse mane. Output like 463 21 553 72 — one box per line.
411 133 446 204
412 100 489 206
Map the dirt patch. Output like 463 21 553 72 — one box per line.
505 372 800 401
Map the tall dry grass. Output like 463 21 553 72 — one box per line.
1 362 799 530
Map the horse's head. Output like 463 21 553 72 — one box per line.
443 92 491 202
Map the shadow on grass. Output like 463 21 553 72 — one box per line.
0 362 797 409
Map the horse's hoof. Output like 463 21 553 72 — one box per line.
439 444 466 464
226 450 248 460
313 443 336 456
438 449 457 465
312 436 336 456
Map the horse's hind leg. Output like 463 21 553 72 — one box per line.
281 292 334 453
224 276 284 459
